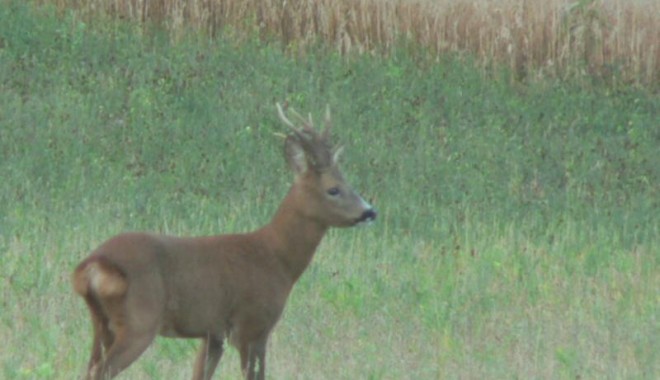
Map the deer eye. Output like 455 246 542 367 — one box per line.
327 187 341 197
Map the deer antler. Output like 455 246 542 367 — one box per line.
277 102 318 140
276 102 297 131
290 109 313 129
276 102 335 170
276 103 316 139
276 103 332 136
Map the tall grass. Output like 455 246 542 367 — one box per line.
1 1 658 378
39 0 660 89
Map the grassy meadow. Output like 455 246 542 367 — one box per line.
1 0 659 379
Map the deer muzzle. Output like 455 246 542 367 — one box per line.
356 209 377 224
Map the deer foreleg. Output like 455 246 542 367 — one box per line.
192 336 224 380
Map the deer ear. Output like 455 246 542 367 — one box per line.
284 136 308 175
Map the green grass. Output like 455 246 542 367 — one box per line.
1 1 658 379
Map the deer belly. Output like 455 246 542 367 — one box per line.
158 301 230 338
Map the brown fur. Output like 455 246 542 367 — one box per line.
73 258 128 298
72 104 376 380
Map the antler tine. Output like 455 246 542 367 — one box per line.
287 107 314 132
276 102 299 132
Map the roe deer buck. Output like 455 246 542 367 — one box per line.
72 103 376 380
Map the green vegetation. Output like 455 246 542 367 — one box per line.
1 1 657 378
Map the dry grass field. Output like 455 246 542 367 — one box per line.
40 0 659 88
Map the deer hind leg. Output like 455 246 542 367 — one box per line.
89 303 158 380
192 336 224 380
91 326 156 380
237 336 267 380
80 293 117 379
89 290 161 379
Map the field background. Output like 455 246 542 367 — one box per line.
36 0 660 89
1 0 658 379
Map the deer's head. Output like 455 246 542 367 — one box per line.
277 103 376 228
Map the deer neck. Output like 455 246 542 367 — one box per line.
260 186 328 284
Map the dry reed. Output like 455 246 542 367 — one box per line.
40 0 659 87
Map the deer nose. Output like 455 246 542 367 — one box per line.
359 209 377 223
